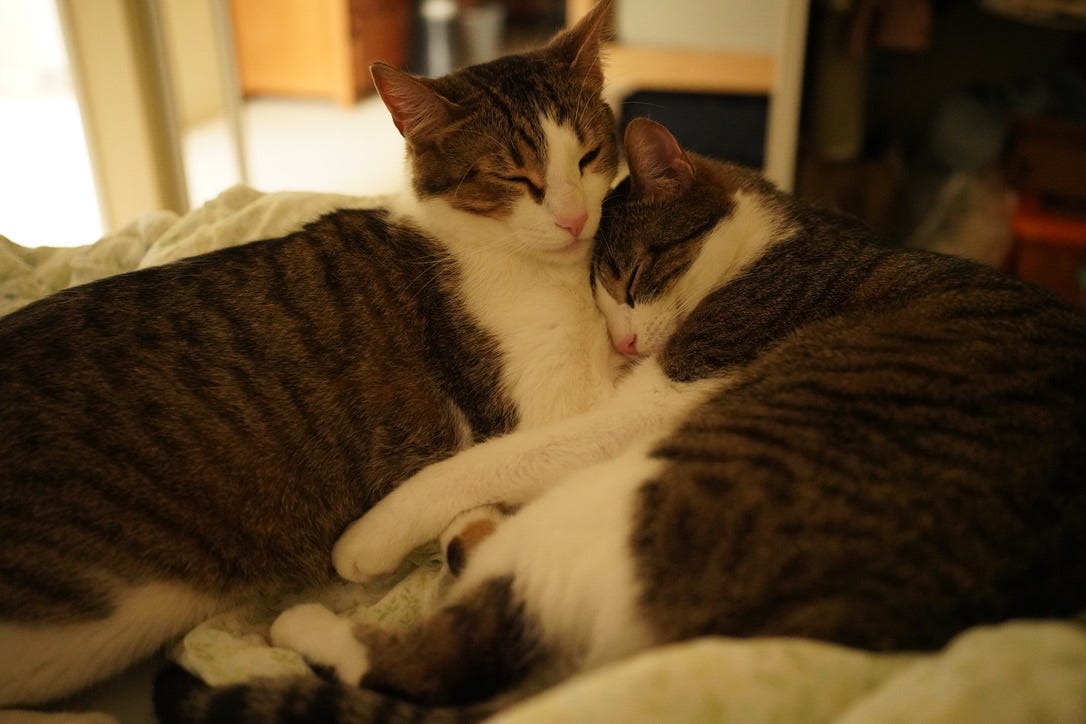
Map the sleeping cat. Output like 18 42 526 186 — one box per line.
155 118 1086 723
0 0 620 707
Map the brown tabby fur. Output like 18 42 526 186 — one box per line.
0 211 508 619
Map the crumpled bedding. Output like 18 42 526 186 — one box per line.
4 186 1085 723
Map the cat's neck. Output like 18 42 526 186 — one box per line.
393 192 619 429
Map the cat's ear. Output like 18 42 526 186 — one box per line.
624 118 695 203
548 0 613 90
371 62 464 146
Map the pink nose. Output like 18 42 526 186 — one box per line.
613 334 638 356
556 211 588 238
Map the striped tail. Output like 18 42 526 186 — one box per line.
153 664 495 724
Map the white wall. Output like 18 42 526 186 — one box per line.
616 0 785 54
161 0 227 130
0 0 68 92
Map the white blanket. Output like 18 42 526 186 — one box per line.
4 186 1085 723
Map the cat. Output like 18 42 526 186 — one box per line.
154 117 1086 723
0 0 620 707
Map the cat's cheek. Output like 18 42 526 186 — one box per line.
630 302 677 358
594 291 631 350
506 199 574 251
581 172 614 236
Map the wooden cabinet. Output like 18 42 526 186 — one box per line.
229 0 411 106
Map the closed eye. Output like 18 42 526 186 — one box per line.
502 175 544 198
648 218 721 253
625 263 642 307
579 146 600 172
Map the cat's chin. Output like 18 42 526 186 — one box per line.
541 236 591 264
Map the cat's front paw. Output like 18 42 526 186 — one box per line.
332 511 415 583
334 458 480 582
269 603 369 685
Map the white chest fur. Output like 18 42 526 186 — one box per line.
458 249 617 428
392 115 620 429
389 198 618 428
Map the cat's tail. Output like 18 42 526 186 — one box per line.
152 665 496 724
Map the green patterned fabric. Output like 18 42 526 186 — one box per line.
5 186 1085 723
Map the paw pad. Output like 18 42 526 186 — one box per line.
439 504 516 577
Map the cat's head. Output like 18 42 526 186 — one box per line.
372 0 618 264
593 118 791 357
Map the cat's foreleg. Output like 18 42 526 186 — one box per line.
333 360 726 582
334 419 613 581
300 448 660 712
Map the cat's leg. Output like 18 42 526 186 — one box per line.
278 449 660 710
0 582 224 707
333 359 728 581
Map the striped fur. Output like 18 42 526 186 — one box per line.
153 665 485 724
0 1 619 708
159 118 1086 723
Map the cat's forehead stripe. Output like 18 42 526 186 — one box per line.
466 57 560 111
458 74 551 163
510 144 526 169
461 53 598 137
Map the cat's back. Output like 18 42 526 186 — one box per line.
1 208 508 445
3 208 433 346
637 236 1086 651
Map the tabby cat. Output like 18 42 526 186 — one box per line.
0 0 619 707
155 118 1086 723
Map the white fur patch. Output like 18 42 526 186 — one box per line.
674 190 791 309
455 443 669 668
0 583 224 707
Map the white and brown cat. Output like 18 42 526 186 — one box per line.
156 118 1086 723
0 0 620 708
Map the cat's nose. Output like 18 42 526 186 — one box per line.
556 211 588 238
613 334 638 357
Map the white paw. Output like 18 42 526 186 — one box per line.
331 512 414 583
268 603 339 651
269 603 369 685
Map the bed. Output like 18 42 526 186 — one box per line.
4 186 1085 723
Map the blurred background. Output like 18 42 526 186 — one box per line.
0 0 1083 303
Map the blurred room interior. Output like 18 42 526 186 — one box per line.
1 0 1084 303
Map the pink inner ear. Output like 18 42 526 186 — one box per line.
371 63 459 143
625 119 694 202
